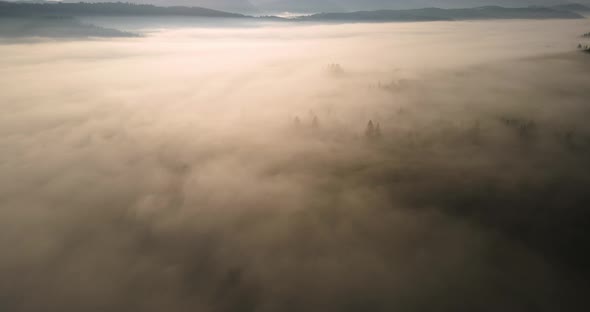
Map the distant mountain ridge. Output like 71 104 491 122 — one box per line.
0 1 585 21
551 3 590 11
254 1 590 13
63 0 260 13
6 0 590 14
301 6 584 22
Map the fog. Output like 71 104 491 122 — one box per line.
1 19 590 311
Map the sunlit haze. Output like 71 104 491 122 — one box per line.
2 1 590 311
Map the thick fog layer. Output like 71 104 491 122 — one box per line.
1 19 590 311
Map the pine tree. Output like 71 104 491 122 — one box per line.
365 120 375 139
294 116 301 128
375 122 382 138
312 116 320 129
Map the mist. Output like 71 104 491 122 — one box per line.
1 18 590 311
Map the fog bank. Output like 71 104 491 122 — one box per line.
1 19 590 311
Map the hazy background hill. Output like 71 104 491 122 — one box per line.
67 0 260 13
4 0 590 14
0 1 247 17
5 0 590 13
303 6 584 22
253 0 590 13
3 1 588 18
0 15 138 37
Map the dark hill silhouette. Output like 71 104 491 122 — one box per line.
0 15 139 37
0 1 247 18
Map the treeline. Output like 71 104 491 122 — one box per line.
578 43 590 52
0 1 246 18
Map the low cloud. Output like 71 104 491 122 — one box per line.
1 19 589 311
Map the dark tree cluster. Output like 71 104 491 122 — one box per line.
291 114 386 142
499 116 537 140
326 63 344 76
292 112 320 131
370 79 414 92
365 120 382 140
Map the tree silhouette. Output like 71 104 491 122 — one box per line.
312 116 320 129
327 63 344 75
375 122 382 138
365 120 377 139
293 116 301 128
